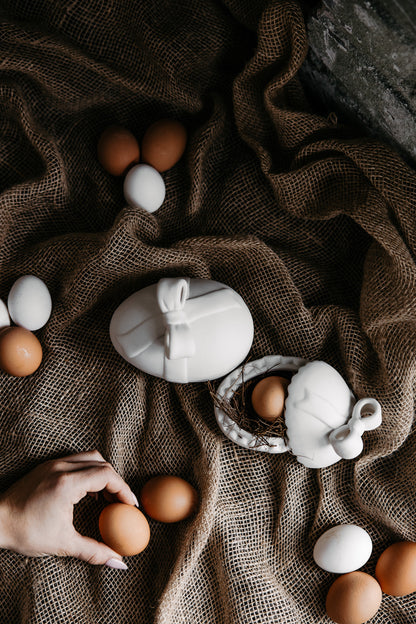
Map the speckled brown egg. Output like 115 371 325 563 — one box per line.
141 119 187 172
251 375 290 423
0 326 42 376
375 541 416 596
140 475 198 523
326 571 382 624
97 125 140 176
99 503 150 556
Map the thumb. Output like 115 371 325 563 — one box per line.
69 533 128 569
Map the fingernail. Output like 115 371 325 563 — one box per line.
131 493 139 507
105 558 128 570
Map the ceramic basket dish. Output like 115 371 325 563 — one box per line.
214 355 382 468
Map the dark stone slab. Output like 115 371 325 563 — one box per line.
300 0 416 167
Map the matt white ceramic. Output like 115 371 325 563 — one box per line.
214 356 382 468
110 277 254 383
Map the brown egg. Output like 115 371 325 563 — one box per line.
326 572 382 624
0 326 42 376
251 375 290 423
140 475 198 523
97 125 140 176
141 119 187 172
375 541 416 596
99 503 150 556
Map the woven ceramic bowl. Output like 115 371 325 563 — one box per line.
214 354 308 454
214 354 382 468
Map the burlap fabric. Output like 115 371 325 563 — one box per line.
0 1 415 622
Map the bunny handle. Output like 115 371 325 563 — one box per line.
329 397 382 460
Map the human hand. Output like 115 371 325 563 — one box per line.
0 450 138 569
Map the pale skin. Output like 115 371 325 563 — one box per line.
0 450 138 569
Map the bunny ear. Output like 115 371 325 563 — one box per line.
352 398 383 431
329 398 382 460
329 424 364 459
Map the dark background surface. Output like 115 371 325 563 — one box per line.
301 0 416 168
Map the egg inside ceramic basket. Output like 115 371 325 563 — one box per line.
213 354 308 455
213 355 382 468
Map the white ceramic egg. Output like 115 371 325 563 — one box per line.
0 298 10 329
110 277 254 383
313 524 373 574
8 275 52 331
123 163 166 213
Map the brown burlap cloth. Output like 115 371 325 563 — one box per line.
0 0 415 622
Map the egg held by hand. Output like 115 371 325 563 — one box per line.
140 475 198 523
0 327 42 376
99 503 150 556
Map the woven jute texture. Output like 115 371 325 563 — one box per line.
1 1 416 622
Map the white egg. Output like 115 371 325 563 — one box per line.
123 163 166 213
313 524 372 574
0 298 10 329
8 275 52 331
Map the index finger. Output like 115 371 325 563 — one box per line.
57 450 106 463
67 465 138 507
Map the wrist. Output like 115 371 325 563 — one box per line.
0 495 15 551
